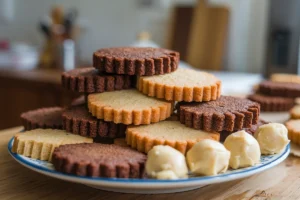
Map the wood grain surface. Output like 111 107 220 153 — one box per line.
1 127 300 200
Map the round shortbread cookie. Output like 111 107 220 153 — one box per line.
137 68 221 102
62 105 126 138
126 120 220 154
286 119 300 145
11 129 93 161
88 89 173 125
258 81 300 98
178 96 260 132
93 47 179 76
20 107 63 130
62 67 134 93
248 94 294 112
290 105 300 119
52 143 146 178
271 73 300 84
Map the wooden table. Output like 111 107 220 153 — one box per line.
1 127 300 200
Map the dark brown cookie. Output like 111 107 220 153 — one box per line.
93 47 179 76
52 143 146 178
21 107 63 130
62 67 134 93
178 96 260 132
247 94 294 111
220 119 268 141
62 105 126 138
258 81 300 98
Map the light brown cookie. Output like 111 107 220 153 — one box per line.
12 129 92 161
286 119 300 145
126 120 220 154
270 73 300 84
137 68 221 102
290 105 300 119
88 89 173 125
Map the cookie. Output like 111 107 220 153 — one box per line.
178 96 260 132
12 129 92 161
220 119 268 141
93 47 179 76
258 81 300 98
62 105 126 138
126 120 220 154
270 73 300 84
137 68 221 102
88 89 173 125
286 119 300 145
52 143 146 178
247 94 294 112
290 105 300 119
21 107 63 131
62 67 134 93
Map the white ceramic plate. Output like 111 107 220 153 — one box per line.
8 138 290 194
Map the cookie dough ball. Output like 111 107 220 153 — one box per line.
146 145 188 179
255 123 290 155
224 130 261 169
186 139 230 176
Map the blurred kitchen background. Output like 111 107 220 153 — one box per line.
0 0 298 129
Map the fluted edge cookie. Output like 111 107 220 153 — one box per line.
258 81 300 98
62 105 126 138
20 107 63 131
248 94 294 112
126 120 220 154
12 129 92 161
52 143 146 178
271 73 300 84
290 105 300 119
93 47 179 76
88 89 173 125
178 96 260 132
137 68 221 102
286 119 300 145
62 67 134 93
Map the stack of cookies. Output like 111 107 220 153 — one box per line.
12 47 263 178
248 79 299 112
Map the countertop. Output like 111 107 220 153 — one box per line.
1 127 300 200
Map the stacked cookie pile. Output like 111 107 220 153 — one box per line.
247 78 300 112
13 47 267 179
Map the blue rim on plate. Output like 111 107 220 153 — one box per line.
8 137 290 185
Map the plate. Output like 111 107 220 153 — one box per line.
8 138 290 194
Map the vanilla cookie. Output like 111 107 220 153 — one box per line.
126 120 220 154
12 129 92 161
271 73 300 84
88 89 173 125
290 105 300 119
286 119 300 145
137 68 221 102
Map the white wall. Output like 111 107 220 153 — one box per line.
0 0 269 72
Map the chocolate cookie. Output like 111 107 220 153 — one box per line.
62 105 126 138
52 143 147 178
93 47 179 76
247 94 294 112
258 81 300 98
21 107 63 130
62 67 134 93
178 96 260 132
220 119 268 141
